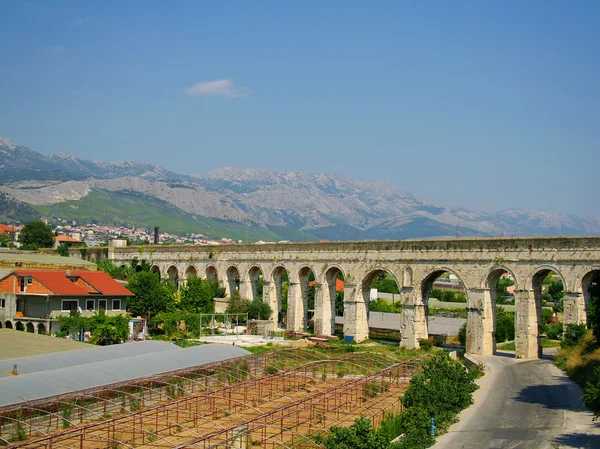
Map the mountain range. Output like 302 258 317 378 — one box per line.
1 137 599 241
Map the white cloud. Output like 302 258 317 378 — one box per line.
184 79 250 98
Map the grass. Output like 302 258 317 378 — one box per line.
497 338 562 352
554 331 600 387
497 341 515 351
34 189 316 242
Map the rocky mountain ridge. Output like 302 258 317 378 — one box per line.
1 137 598 239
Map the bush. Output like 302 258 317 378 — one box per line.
545 322 563 340
541 308 554 324
369 298 402 313
323 417 389 449
418 338 433 350
403 351 477 432
562 324 587 348
321 352 478 449
225 292 272 321
247 297 272 320
55 243 69 257
495 307 515 343
583 366 600 419
458 323 466 346
390 406 435 449
430 288 466 303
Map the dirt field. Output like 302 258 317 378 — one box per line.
0 329 88 359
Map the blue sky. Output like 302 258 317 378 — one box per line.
0 0 598 218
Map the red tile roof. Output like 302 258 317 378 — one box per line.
0 224 16 233
11 270 133 296
13 270 86 295
54 235 81 242
71 271 134 296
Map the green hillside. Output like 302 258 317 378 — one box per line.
0 192 41 224
33 190 316 242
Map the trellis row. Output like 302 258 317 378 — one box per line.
7 353 422 449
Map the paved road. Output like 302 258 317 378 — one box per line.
432 350 600 449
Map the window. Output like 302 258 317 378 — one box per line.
19 276 32 292
62 300 79 311
98 299 107 311
86 299 95 311
0 298 5 308
112 299 121 311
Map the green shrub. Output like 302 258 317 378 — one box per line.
562 324 587 348
418 339 433 350
263 366 278 375
389 406 435 449
458 323 466 346
495 307 515 343
545 322 563 340
403 351 477 433
541 308 554 324
323 417 389 449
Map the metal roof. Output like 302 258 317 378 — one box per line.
0 340 179 377
0 344 250 409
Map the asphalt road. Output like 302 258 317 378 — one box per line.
431 350 600 449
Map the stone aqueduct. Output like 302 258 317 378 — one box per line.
109 237 600 359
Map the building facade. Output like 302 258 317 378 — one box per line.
0 270 132 334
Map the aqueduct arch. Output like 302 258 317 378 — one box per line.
313 266 346 336
264 265 288 326
167 265 179 287
225 266 240 299
109 237 600 359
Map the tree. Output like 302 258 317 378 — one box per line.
225 291 250 315
127 271 176 318
495 307 515 343
402 351 477 430
371 273 400 294
55 243 69 257
224 292 272 320
0 233 13 248
18 221 54 249
335 290 344 316
57 311 89 341
583 367 600 420
179 277 223 313
247 297 272 320
587 274 600 342
89 310 129 345
323 417 389 449
458 323 467 346
496 278 515 304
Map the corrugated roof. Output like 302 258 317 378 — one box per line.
0 250 96 271
0 340 178 377
0 344 250 408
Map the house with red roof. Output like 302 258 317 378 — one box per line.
0 224 16 234
54 234 85 248
0 224 16 245
0 270 133 334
